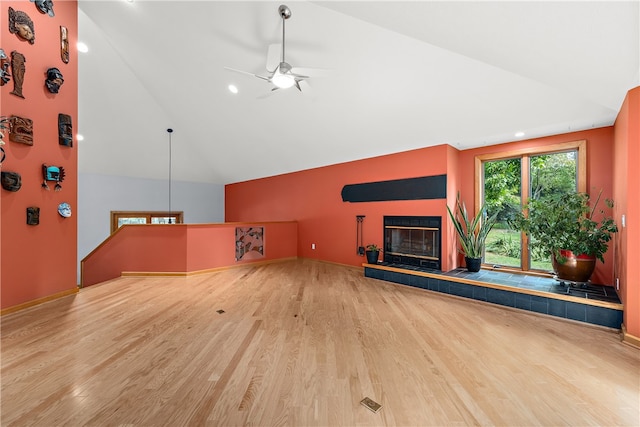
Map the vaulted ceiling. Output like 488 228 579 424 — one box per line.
78 1 639 185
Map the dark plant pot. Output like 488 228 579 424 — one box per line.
365 250 379 264
465 257 482 272
552 250 596 283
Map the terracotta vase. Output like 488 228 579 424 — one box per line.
552 250 596 283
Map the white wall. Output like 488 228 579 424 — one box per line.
78 173 224 282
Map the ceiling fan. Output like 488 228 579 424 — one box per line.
225 4 318 93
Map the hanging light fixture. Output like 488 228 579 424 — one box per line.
167 128 173 224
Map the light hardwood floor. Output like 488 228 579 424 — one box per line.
1 259 638 426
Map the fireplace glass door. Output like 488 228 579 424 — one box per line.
383 216 441 270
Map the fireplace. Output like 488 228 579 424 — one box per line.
383 216 441 270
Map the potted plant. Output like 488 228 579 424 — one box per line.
511 191 617 283
365 244 381 264
447 193 498 272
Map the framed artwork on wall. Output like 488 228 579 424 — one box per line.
235 227 264 261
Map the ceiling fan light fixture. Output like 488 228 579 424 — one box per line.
272 73 295 89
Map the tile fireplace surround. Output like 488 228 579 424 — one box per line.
364 263 623 329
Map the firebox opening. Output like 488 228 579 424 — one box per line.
383 216 441 270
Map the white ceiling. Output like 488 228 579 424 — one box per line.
78 1 640 185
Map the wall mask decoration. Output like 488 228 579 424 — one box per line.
0 116 9 166
57 202 71 218
26 207 40 225
8 7 35 45
45 67 64 94
60 26 69 64
0 116 8 143
0 48 11 86
9 116 33 146
30 0 54 17
58 114 72 147
10 51 26 99
42 164 65 191
0 116 7 165
1 171 22 192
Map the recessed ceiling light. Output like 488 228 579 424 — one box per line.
228 84 238 94
76 134 84 141
77 42 89 53
515 131 525 138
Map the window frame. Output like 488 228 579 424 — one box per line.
110 211 184 234
474 139 586 272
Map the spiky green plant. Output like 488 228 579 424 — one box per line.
447 193 498 259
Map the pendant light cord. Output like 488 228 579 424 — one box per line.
167 128 173 224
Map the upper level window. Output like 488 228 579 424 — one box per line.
110 211 183 234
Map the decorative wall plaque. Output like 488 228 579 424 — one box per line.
8 7 35 45
31 0 54 17
60 26 69 64
10 51 26 98
27 207 40 225
9 116 33 146
42 164 65 191
58 114 72 147
45 67 63 93
57 202 71 218
0 48 10 86
235 227 264 261
1 171 22 192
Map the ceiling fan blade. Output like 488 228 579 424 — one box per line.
256 87 280 100
266 44 281 73
290 67 330 78
297 80 313 95
224 67 270 82
289 71 310 79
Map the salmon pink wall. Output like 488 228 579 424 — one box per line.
1 1 78 309
226 145 456 270
614 86 640 338
81 222 298 287
458 127 616 285
445 145 461 269
185 222 298 271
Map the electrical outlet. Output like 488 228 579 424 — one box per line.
616 278 620 290
312 243 316 250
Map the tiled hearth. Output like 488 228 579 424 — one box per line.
364 263 623 329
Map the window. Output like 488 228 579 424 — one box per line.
110 211 183 234
475 140 586 273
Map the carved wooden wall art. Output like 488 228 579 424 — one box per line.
42 164 65 191
60 26 69 64
0 48 10 85
1 171 22 192
8 7 35 44
31 0 54 17
58 114 72 147
10 51 25 98
27 207 40 225
9 116 33 146
0 117 7 165
45 67 63 93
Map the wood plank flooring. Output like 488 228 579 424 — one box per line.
2 259 638 426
